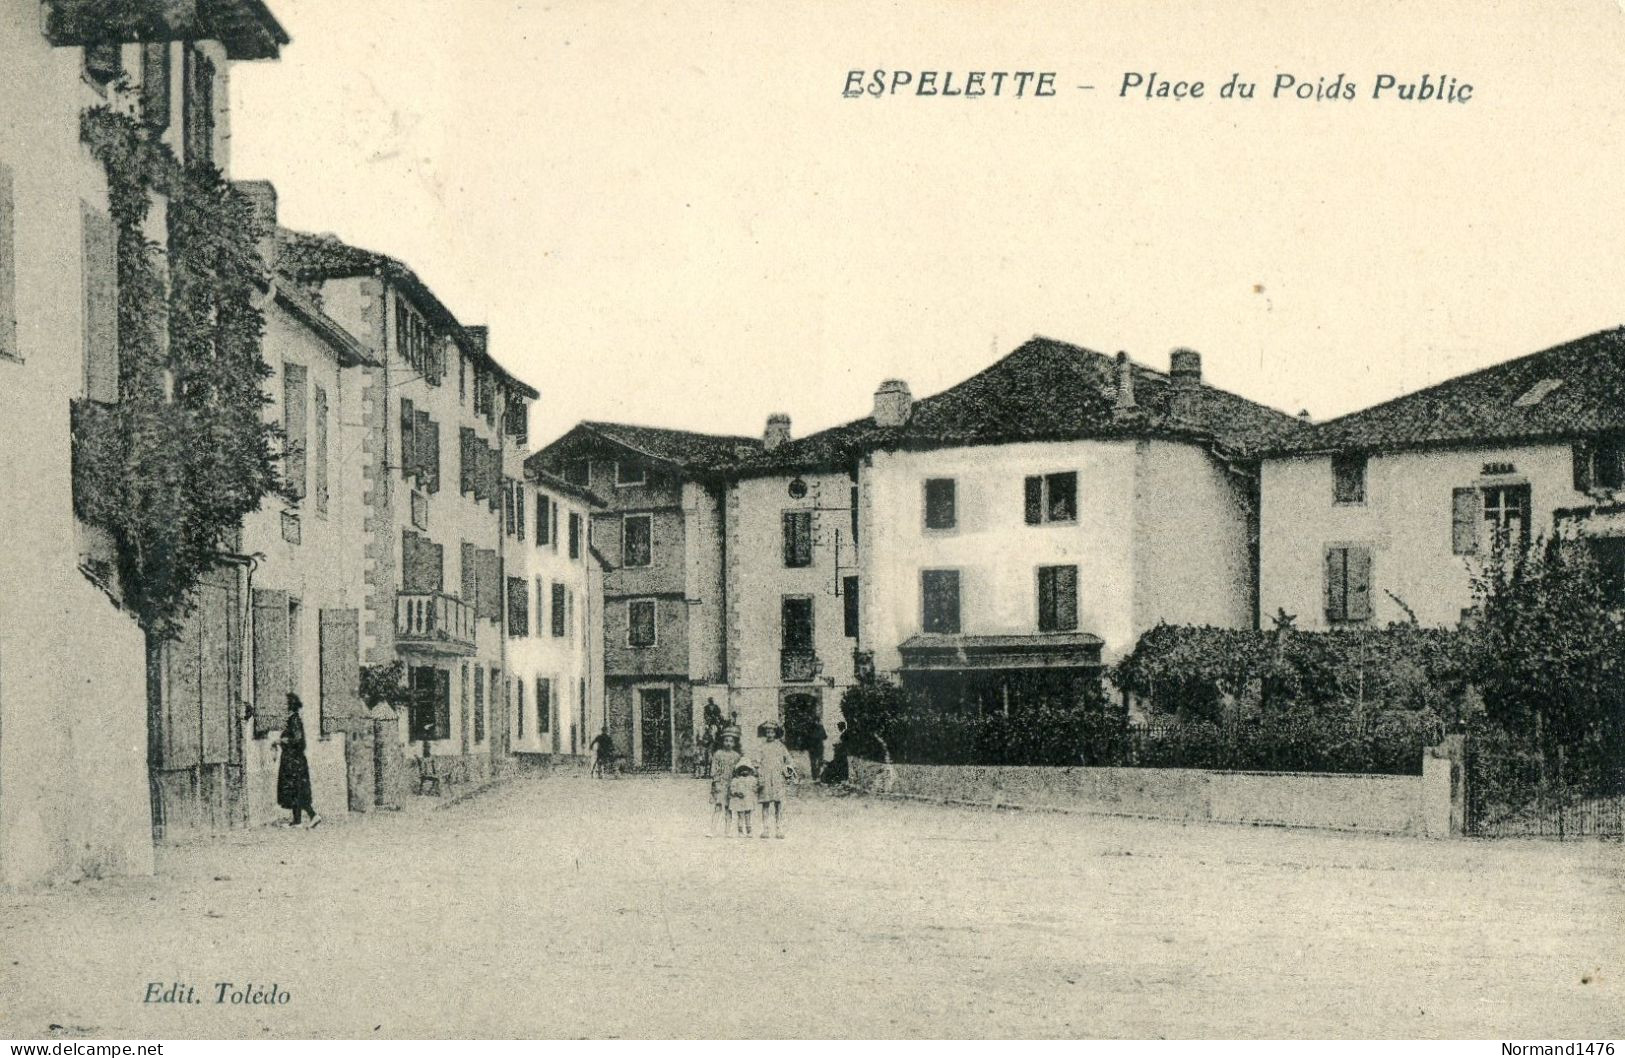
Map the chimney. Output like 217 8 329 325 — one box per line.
764 413 791 452
1114 352 1136 412
1168 347 1202 420
873 379 912 428
233 179 278 269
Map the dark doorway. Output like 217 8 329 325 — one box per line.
639 687 672 769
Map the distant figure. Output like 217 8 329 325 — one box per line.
755 721 795 839
276 694 320 829
590 727 616 778
805 718 828 781
821 720 849 784
729 760 759 837
710 731 742 837
701 698 725 777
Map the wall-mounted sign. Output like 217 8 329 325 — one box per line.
1482 462 1516 477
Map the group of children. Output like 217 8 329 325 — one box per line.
709 720 797 838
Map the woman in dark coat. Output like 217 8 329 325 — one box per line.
276 694 320 828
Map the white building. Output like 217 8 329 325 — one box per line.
0 0 287 885
1260 329 1625 629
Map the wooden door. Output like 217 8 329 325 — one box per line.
639 688 672 769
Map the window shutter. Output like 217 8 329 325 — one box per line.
487 445 502 513
425 419 441 494
569 513 581 559
477 548 501 621
313 385 329 514
1037 567 1055 630
0 163 15 359
843 576 860 638
1451 488 1479 555
537 495 549 546
552 502 560 551
434 668 451 741
1572 442 1592 492
535 578 545 638
141 43 171 130
252 588 291 737
318 608 361 736
460 427 476 495
1346 548 1372 620
281 363 308 501
461 541 477 604
398 397 415 483
413 409 431 485
1024 476 1043 525
552 582 566 637
81 202 119 403
516 483 526 540
1324 548 1347 620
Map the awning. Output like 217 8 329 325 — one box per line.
897 632 1104 672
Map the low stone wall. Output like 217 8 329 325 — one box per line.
848 755 1455 837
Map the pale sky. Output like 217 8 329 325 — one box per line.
232 0 1625 448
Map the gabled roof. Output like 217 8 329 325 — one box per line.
735 336 1313 476
267 278 375 369
1273 327 1625 456
275 227 539 400
526 467 605 509
530 421 762 476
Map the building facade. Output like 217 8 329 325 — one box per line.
276 231 540 797
0 0 287 885
531 423 758 770
1260 329 1625 630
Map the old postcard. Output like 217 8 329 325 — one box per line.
0 0 1621 1045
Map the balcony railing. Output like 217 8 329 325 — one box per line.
781 650 819 683
396 592 476 655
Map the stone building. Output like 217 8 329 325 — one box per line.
529 423 760 770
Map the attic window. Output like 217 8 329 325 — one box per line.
1512 378 1563 408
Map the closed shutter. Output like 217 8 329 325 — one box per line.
537 494 550 546
399 398 416 483
252 588 291 737
81 202 118 403
283 364 308 501
536 578 545 637
1572 442 1592 492
487 445 502 513
507 576 528 637
1451 488 1479 555
414 409 432 486
1346 548 1372 620
1324 548 1347 621
0 163 15 359
552 502 560 551
1024 476 1043 525
313 385 329 514
843 576 860 638
477 549 502 621
460 427 476 495
922 570 961 634
1040 565 1078 632
552 582 566 637
402 531 444 593
434 668 451 741
516 482 527 540
569 513 581 559
538 678 551 734
318 608 361 737
141 43 170 129
461 541 477 604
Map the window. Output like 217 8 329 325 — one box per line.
516 482 526 540
395 298 440 384
551 502 560 552
141 43 170 130
566 460 590 486
850 485 859 548
1574 439 1625 493
569 513 582 560
628 599 656 648
282 364 308 502
1024 471 1077 525
1590 537 1625 608
507 576 529 637
407 666 450 742
506 399 528 445
782 511 813 568
921 569 961 634
516 678 525 741
537 677 552 734
535 578 545 639
552 582 567 638
1482 484 1531 548
473 666 486 743
1037 565 1079 632
615 461 646 486
782 596 814 651
81 203 118 403
623 514 653 568
843 576 860 638
502 478 516 537
536 494 551 547
923 478 957 530
458 351 467 403
1332 452 1367 505
182 46 215 166
1324 546 1373 623
401 530 444 593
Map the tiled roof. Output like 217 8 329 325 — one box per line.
531 421 762 475
1274 327 1625 456
274 228 539 400
735 336 1313 475
527 467 605 508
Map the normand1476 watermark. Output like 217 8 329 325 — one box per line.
1502 1044 1618 1055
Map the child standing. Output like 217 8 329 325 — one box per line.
755 721 795 839
729 761 759 837
709 732 742 836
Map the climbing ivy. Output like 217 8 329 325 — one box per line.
73 106 287 639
